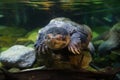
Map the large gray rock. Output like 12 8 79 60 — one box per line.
0 45 36 68
98 22 120 55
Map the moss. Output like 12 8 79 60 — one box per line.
0 27 40 49
92 26 110 40
86 66 97 72
111 50 120 55
0 26 28 48
109 53 118 61
0 27 27 37
0 36 16 47
0 47 9 52
15 38 34 46
26 28 40 42
92 26 110 34
0 62 3 68
93 40 104 46
8 68 20 72
92 31 99 38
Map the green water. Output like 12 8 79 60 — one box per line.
0 0 120 71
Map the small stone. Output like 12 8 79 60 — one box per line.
8 67 20 72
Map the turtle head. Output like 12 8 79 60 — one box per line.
44 27 70 50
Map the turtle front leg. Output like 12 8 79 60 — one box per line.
68 32 82 54
37 42 51 54
34 33 52 55
68 31 88 54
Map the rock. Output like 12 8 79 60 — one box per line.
98 22 120 55
0 45 36 68
93 22 120 56
8 67 20 72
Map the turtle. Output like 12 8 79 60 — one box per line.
34 17 93 69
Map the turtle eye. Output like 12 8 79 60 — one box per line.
62 36 66 40
45 34 53 39
56 34 63 40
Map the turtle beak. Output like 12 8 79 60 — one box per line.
45 34 56 46
45 34 70 50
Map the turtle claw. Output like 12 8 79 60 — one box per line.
44 45 49 54
74 48 80 54
38 46 41 52
36 41 53 55
42 44 46 54
45 45 52 54
70 45 76 54
70 46 81 54
37 45 42 55
68 39 81 55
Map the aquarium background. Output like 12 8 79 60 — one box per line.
0 0 120 71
